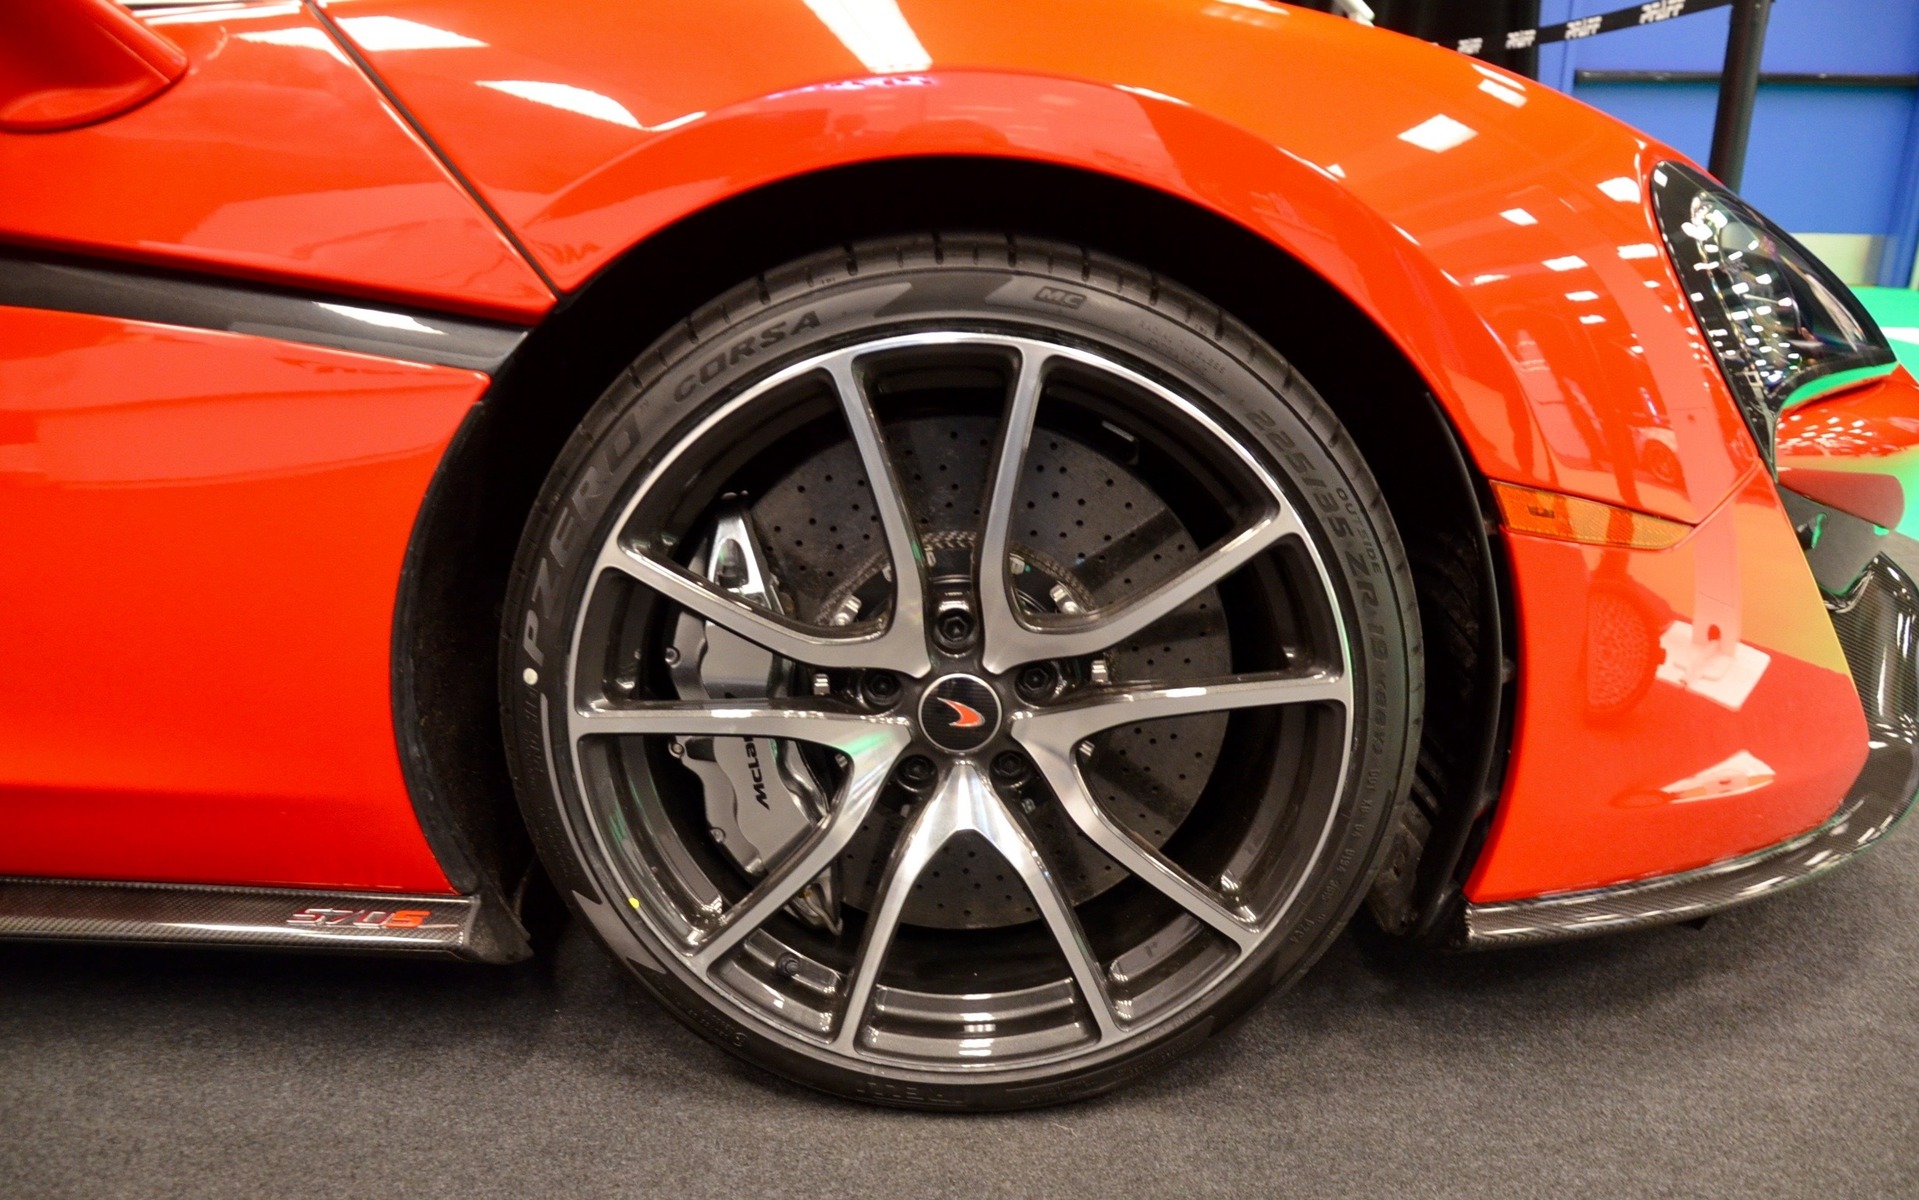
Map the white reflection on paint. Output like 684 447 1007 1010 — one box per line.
1397 114 1477 152
479 81 642 129
802 0 932 74
237 27 346 61
336 15 485 51
1115 84 1191 107
1597 176 1641 203
1660 750 1775 802
1656 620 1770 711
1478 78 1526 107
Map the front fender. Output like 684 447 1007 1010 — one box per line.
329 0 1756 525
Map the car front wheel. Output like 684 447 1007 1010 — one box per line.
502 234 1422 1109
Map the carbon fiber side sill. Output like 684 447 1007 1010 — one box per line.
1457 553 1919 948
0 247 528 372
0 876 531 963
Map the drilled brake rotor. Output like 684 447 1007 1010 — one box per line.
749 413 1231 929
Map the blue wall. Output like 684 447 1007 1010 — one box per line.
1535 0 1919 284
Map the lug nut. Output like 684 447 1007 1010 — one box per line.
895 755 938 792
991 751 1032 786
935 607 976 649
860 671 901 708
1016 662 1058 701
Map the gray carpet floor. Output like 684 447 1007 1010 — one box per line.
3 817 1917 1198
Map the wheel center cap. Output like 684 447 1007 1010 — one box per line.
918 673 1001 753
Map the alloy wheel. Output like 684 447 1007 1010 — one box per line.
559 330 1355 1068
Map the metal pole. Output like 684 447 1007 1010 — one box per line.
1709 0 1774 191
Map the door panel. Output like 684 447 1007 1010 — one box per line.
0 2 551 320
0 305 480 893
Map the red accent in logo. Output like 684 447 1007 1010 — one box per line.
935 697 986 728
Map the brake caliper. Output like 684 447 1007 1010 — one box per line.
669 502 840 932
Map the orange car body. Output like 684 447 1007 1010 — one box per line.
0 0 1898 926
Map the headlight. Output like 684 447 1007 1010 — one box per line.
1651 160 1896 464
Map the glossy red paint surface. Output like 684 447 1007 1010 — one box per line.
0 0 186 131
327 0 1850 896
0 306 472 893
1467 467 1867 901
0 0 1880 904
0 2 550 320
328 0 1755 523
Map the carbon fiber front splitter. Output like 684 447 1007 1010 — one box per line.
0 875 531 963
1456 553 1919 949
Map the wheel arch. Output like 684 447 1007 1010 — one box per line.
394 154 1510 929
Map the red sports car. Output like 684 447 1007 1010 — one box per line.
4 0 1914 1109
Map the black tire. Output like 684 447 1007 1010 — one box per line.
501 234 1422 1109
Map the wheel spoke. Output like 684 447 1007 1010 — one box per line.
981 507 1303 672
1013 669 1347 746
959 762 1122 1042
830 778 948 1051
833 761 1119 1050
978 347 1050 673
571 698 909 758
826 357 932 677
571 699 907 970
1021 746 1260 952
600 544 925 674
684 726 908 971
1008 670 1348 951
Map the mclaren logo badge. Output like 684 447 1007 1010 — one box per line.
919 674 1001 753
935 697 986 728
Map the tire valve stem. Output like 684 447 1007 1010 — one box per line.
776 954 802 978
